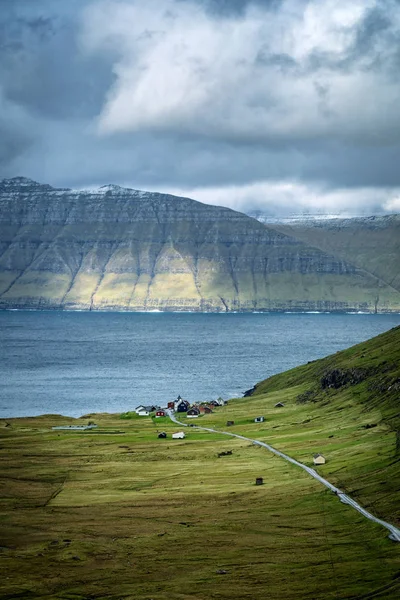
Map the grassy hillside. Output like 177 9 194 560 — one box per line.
1 328 400 599
197 326 400 524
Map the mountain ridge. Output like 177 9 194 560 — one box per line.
0 177 399 312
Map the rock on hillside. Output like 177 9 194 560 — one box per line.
0 177 399 312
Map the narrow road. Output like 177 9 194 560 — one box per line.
167 410 400 543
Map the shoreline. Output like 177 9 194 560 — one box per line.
2 307 400 314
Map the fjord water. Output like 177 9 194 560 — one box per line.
1 311 399 418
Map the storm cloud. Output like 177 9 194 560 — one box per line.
1 0 400 216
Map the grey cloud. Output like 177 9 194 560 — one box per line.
0 8 115 120
0 0 400 218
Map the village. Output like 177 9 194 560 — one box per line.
133 396 327 466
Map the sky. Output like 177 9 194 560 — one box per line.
1 0 400 216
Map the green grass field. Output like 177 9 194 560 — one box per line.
0 328 399 599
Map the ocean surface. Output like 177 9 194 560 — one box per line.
1 311 399 418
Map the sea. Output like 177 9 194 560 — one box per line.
0 311 399 418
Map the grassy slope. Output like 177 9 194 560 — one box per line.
1 329 400 599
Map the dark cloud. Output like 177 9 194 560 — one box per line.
0 2 114 120
0 0 400 216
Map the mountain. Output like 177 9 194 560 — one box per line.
0 177 399 312
270 215 400 293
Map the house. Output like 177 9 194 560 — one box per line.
254 416 264 423
172 431 186 439
155 410 166 418
216 397 225 406
158 432 167 438
176 399 190 413
275 402 285 408
313 454 326 465
199 405 212 414
167 401 175 410
209 400 220 407
136 409 149 416
135 405 150 416
187 407 200 418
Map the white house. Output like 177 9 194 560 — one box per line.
254 416 265 423
313 454 326 465
137 410 149 416
172 431 186 439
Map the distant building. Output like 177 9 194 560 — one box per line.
226 421 235 427
155 410 166 418
135 405 150 416
172 431 186 439
199 405 213 414
167 401 175 410
158 432 167 439
176 399 190 413
274 402 285 408
254 416 264 423
313 454 326 465
187 407 200 418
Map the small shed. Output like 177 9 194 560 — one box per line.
158 432 167 439
172 431 186 439
226 421 235 427
155 410 166 418
254 416 264 423
313 453 326 465
274 402 285 408
255 477 264 486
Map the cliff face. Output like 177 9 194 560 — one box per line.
272 216 400 294
0 177 399 312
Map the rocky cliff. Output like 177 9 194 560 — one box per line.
272 215 400 294
0 177 399 312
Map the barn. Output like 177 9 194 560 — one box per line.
313 454 326 465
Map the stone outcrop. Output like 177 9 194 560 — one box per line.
0 177 399 312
